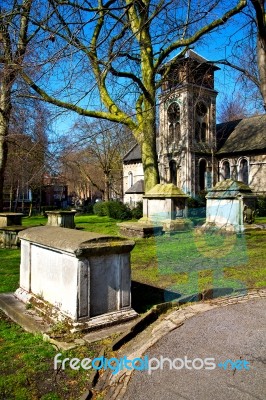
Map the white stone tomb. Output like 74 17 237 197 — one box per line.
15 226 137 330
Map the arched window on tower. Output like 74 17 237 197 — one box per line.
169 160 177 185
199 159 207 191
167 102 181 145
221 161 230 181
238 159 249 185
195 102 208 142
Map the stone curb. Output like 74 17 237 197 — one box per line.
79 347 106 400
111 286 248 352
90 287 266 399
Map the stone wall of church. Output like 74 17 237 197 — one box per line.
218 154 266 195
123 162 144 205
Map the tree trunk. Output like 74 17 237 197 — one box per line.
0 110 10 212
104 173 110 201
139 105 160 193
257 34 266 110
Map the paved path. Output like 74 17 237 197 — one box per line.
97 290 266 400
123 298 266 400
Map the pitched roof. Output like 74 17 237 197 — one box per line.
123 115 266 164
217 114 266 154
125 179 144 194
123 143 141 162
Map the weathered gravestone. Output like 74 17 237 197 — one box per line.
15 226 137 331
203 179 257 233
0 213 25 248
46 210 76 229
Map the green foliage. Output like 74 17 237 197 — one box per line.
256 196 266 216
131 201 143 219
93 201 132 220
187 193 206 218
82 202 94 214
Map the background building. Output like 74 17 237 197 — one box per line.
123 50 266 205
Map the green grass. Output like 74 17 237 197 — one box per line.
0 311 99 400
21 214 266 297
1 213 265 397
0 249 20 293
0 215 108 399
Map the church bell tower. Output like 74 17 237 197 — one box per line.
158 50 219 196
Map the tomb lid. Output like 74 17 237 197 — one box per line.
45 210 76 214
0 212 24 216
18 226 135 256
206 179 256 199
143 184 189 198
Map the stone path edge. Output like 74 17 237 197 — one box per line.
89 287 266 400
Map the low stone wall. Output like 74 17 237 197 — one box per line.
15 226 138 330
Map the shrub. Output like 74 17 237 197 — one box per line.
93 201 106 216
93 201 132 220
187 193 206 218
131 201 143 219
256 196 266 216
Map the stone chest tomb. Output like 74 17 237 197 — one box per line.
15 226 137 330
204 179 257 233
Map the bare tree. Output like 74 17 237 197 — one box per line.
61 120 134 201
214 0 266 111
0 0 35 210
18 0 247 193
218 93 249 122
4 101 49 212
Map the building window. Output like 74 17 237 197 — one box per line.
199 159 207 191
238 159 248 185
195 101 208 142
169 160 177 185
167 102 180 144
128 172 133 187
221 161 230 181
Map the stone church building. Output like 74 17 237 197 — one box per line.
123 50 266 206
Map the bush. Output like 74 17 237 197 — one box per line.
256 196 266 216
187 193 206 218
93 201 132 220
93 201 106 216
131 201 143 219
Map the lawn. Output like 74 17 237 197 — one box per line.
0 214 265 398
21 214 266 307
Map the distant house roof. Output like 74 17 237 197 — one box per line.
125 179 144 194
217 115 266 154
123 143 141 163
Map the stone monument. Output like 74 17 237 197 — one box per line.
15 226 138 331
203 179 257 233
119 183 191 237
